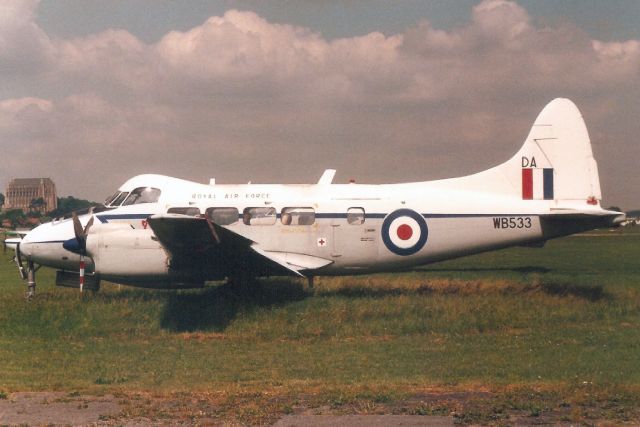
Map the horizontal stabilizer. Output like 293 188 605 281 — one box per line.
4 237 22 251
545 208 625 225
540 208 625 238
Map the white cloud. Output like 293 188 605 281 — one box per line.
0 97 51 113
0 0 638 207
0 0 53 76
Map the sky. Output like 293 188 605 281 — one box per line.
1 0 639 209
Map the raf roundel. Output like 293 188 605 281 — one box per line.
381 209 428 256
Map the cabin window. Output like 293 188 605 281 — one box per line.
122 187 161 205
281 207 315 225
167 207 201 216
347 207 365 225
111 192 130 206
206 207 239 225
243 207 276 225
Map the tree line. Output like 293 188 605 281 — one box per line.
0 194 98 229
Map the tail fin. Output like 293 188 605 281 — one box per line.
514 98 601 203
439 98 603 205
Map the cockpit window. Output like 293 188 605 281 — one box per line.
122 187 161 206
104 191 121 206
111 192 130 206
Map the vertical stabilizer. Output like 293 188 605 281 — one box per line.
434 98 602 205
515 98 601 203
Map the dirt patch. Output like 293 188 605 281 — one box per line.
0 389 638 425
273 414 453 426
0 392 120 425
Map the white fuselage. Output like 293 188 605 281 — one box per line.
18 174 569 287
15 99 622 289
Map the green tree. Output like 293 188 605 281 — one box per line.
48 196 99 218
3 209 26 228
0 193 4 208
29 197 46 214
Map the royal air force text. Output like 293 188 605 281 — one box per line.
492 217 532 229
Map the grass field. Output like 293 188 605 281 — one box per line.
1 227 639 424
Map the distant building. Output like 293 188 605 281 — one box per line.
4 178 58 213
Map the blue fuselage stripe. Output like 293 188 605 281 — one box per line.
97 214 153 223
96 212 538 223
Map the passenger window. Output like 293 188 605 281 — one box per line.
167 207 201 216
281 207 315 225
347 207 365 225
243 207 276 225
206 207 239 225
122 187 161 205
111 192 129 206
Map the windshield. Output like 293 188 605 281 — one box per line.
122 187 161 206
110 192 129 206
104 191 121 206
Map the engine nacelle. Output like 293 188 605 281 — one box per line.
89 228 169 281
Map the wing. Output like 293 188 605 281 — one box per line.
147 214 333 280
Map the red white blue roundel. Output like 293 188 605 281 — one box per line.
381 209 428 256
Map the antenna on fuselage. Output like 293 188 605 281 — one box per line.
317 169 336 185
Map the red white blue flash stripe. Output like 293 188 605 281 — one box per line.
522 168 554 200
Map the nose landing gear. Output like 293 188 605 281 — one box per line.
12 242 38 300
26 260 37 300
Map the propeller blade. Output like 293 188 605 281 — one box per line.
71 210 95 255
84 215 94 235
72 212 84 241
70 209 95 293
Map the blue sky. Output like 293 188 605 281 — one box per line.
36 0 640 42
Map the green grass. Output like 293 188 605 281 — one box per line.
1 228 639 422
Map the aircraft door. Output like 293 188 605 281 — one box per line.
331 207 377 266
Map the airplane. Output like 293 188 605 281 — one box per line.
5 98 625 298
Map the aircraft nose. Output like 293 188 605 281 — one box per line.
20 221 71 257
16 220 82 270
18 231 34 257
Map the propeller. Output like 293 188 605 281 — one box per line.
71 209 94 292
